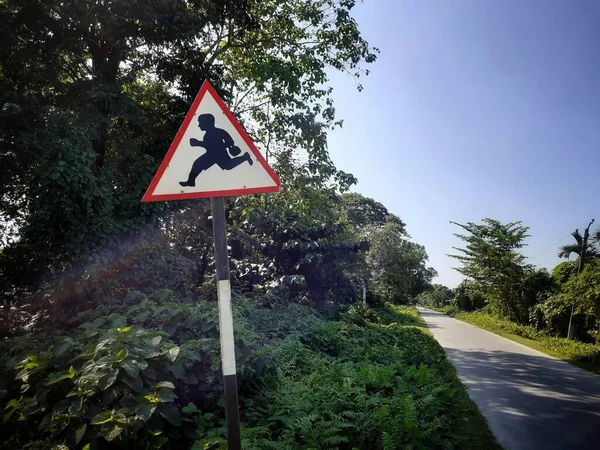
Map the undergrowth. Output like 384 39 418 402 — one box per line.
1 295 500 449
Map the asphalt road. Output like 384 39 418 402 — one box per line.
417 308 600 450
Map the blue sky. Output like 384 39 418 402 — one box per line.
327 0 600 287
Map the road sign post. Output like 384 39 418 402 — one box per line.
142 80 280 449
211 196 241 450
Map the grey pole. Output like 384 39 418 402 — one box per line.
211 196 242 450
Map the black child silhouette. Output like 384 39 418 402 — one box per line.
179 113 253 187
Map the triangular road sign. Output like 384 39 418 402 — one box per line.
142 81 280 202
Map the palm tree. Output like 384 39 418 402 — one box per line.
559 219 596 340
558 228 599 262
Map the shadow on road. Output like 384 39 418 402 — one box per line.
419 307 600 450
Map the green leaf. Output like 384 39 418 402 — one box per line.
121 360 140 378
82 445 90 450
123 375 144 393
98 369 119 390
76 423 87 444
45 366 77 385
154 381 175 390
181 403 198 414
115 349 128 362
113 413 127 424
155 436 169 448
158 403 181 426
167 362 183 378
165 346 180 363
156 388 176 403
101 423 124 441
91 411 113 425
135 403 157 421
183 372 199 385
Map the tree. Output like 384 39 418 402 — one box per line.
558 219 596 339
558 224 598 264
551 260 579 284
453 280 487 312
367 222 436 303
340 193 406 232
417 284 453 309
0 0 378 300
449 219 532 322
541 260 600 342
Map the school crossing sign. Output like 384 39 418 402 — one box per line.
142 80 280 202
141 80 280 450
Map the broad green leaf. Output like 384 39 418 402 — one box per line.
121 360 140 378
158 403 181 426
167 363 183 378
183 372 199 385
156 388 176 403
165 346 179 363
153 381 175 390
54 398 71 413
112 413 127 424
4 398 18 410
101 423 124 441
155 436 169 448
115 349 128 362
91 411 113 425
75 423 87 444
135 403 156 421
181 403 198 414
98 369 119 390
45 366 77 386
123 375 144 393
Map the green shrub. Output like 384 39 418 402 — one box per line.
436 305 458 317
0 294 267 449
2 297 499 449
193 303 500 450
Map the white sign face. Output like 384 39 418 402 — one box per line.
142 81 280 202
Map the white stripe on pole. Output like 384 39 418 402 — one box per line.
217 279 236 376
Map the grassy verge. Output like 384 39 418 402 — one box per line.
451 311 600 375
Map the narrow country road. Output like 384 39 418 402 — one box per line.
417 308 600 450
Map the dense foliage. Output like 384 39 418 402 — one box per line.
0 295 500 449
448 217 600 360
0 0 377 305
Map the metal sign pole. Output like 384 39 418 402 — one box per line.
211 196 242 450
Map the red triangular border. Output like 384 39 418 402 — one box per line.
141 80 280 202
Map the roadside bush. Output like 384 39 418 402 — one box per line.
436 305 459 317
2 294 499 450
195 304 500 450
0 294 264 449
